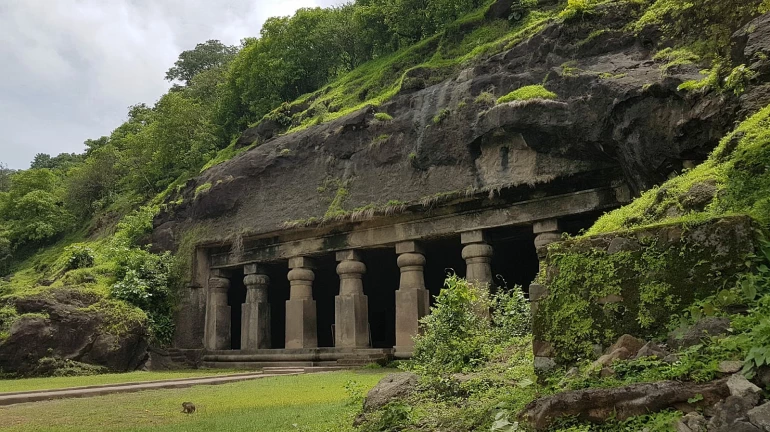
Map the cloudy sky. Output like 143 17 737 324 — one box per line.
0 0 340 169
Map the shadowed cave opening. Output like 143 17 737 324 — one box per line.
424 235 467 305
313 253 339 348
362 248 399 349
228 268 246 350
265 261 290 349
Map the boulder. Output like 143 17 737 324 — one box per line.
362 372 419 413
668 318 731 350
635 341 669 360
520 378 730 430
728 374 762 400
747 402 770 431
608 334 646 358
0 289 149 375
707 395 761 431
719 361 745 374
676 412 707 432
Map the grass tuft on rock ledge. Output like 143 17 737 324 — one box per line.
497 85 557 104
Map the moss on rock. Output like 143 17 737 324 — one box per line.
535 216 757 363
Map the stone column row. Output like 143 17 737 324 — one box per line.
204 219 562 354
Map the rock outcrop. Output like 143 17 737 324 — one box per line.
153 2 756 251
521 378 731 430
0 288 149 375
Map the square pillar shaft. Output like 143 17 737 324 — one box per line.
395 241 429 353
286 258 318 349
204 272 231 350
335 250 370 348
241 269 271 350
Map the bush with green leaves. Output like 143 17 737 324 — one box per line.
411 275 531 376
109 247 177 346
65 244 95 270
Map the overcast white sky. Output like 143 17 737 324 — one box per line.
0 0 340 169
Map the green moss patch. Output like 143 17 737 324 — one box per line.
497 85 557 103
536 216 757 363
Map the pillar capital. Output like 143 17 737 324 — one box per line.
336 249 363 262
208 275 230 293
289 256 315 269
461 230 488 245
533 219 560 235
395 241 424 255
244 273 270 287
244 263 268 275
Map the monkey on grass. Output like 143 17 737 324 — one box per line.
182 402 196 414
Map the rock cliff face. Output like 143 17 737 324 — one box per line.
154 2 749 250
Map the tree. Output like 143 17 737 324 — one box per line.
0 169 73 247
0 163 13 192
165 40 238 85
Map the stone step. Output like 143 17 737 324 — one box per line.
203 361 316 369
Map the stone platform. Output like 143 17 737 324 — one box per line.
201 347 393 369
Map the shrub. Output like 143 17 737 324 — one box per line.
412 275 493 375
109 248 177 346
65 244 95 270
194 182 212 198
114 205 158 246
491 285 531 342
374 112 393 121
432 108 450 124
411 275 533 376
497 85 557 103
29 357 107 377
474 91 495 105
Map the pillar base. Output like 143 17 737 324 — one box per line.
395 288 429 349
241 302 271 350
286 299 318 349
206 304 231 350
335 294 369 348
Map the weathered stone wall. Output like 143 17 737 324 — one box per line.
531 216 758 369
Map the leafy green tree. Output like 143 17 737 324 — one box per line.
165 40 237 85
30 153 83 171
120 92 217 194
0 169 73 247
65 145 124 217
0 163 13 192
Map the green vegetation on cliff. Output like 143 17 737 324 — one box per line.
589 103 770 234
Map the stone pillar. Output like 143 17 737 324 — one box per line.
394 241 429 356
241 264 271 351
461 230 494 287
286 257 318 349
204 269 231 350
533 219 561 259
335 250 370 348
531 219 561 374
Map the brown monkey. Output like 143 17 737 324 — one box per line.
181 402 196 414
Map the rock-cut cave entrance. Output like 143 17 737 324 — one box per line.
227 268 246 350
362 248 399 348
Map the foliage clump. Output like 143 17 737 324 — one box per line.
411 275 530 375
497 85 557 104
374 112 393 121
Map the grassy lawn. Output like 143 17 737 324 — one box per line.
0 369 255 393
0 369 391 432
